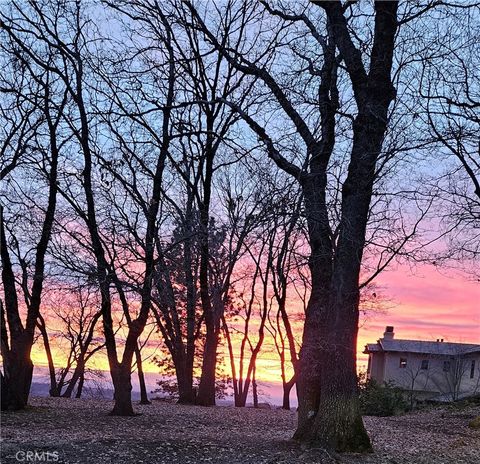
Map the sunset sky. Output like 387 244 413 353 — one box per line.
356 264 480 368
30 261 479 405
369 265 479 339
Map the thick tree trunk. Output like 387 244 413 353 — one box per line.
175 355 195 404
111 364 134 416
196 323 218 406
1 345 34 411
294 290 326 438
294 149 375 448
297 310 370 451
294 173 333 434
294 289 370 451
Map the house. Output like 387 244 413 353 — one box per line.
364 326 480 401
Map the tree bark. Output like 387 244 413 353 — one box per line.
110 363 134 416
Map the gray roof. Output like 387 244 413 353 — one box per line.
365 343 382 352
364 339 480 356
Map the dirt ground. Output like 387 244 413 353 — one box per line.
1 397 479 464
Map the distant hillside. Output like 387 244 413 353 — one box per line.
30 381 120 400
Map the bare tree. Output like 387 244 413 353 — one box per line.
55 287 104 398
224 222 272 407
0 10 66 408
419 7 479 273
182 0 400 450
436 352 480 401
1 0 175 415
267 193 304 410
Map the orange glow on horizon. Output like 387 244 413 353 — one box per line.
29 264 479 387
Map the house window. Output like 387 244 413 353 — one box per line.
421 360 429 370
443 361 450 372
471 360 476 379
399 357 407 368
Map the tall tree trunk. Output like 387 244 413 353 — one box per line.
1 341 34 410
37 314 59 397
62 357 85 399
282 376 295 411
252 365 258 408
75 369 85 399
184 0 398 451
135 346 150 404
183 189 197 405
110 363 134 416
196 114 216 407
291 1 399 451
1 209 33 411
294 128 390 450
175 353 195 404
196 323 218 406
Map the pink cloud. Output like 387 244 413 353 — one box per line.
359 264 480 362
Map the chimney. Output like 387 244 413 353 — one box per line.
383 326 394 341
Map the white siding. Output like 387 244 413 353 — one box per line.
369 351 480 400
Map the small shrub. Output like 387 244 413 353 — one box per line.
468 416 480 429
359 376 407 416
